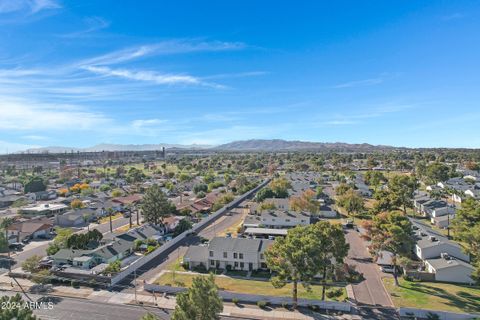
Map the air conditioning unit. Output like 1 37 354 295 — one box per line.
440 252 450 260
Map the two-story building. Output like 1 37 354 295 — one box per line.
243 210 310 229
183 237 273 272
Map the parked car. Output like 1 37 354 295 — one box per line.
8 243 24 251
379 265 397 273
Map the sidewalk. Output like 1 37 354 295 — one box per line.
0 275 360 319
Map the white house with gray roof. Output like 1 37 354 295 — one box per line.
425 255 475 284
183 237 273 271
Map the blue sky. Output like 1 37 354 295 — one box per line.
1 0 480 152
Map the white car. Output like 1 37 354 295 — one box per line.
379 265 396 273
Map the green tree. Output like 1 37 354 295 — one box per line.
171 274 223 320
0 294 37 320
366 212 414 286
388 175 418 215
337 189 364 221
141 184 176 226
425 162 450 183
265 222 349 307
140 313 159 320
24 176 47 193
22 255 42 273
173 219 193 236
451 198 480 261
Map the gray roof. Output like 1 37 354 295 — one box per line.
184 245 208 262
426 257 474 270
261 210 310 219
208 237 273 254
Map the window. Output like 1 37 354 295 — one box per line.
240 262 244 269
286 219 290 222
234 262 238 267
239 253 244 259
260 254 264 260
209 251 214 257
223 252 227 258
233 253 238 259
210 260 215 266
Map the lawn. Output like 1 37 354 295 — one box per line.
383 278 480 314
99 212 123 224
155 272 347 301
115 223 139 232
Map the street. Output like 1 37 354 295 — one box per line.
0 291 242 320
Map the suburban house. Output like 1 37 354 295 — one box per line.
424 255 475 284
0 194 23 208
6 218 54 243
113 223 164 243
243 210 310 229
416 199 455 218
250 198 290 214
415 234 469 262
20 203 68 216
27 190 57 201
183 237 274 271
54 208 98 228
52 238 133 270
411 219 474 283
431 214 455 229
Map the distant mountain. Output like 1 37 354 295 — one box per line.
215 139 398 152
20 139 402 153
24 143 212 153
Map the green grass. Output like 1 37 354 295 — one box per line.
383 278 480 314
155 272 347 301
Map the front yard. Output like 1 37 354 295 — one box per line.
99 212 123 224
383 278 480 314
155 272 347 301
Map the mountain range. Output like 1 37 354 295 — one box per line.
22 139 400 153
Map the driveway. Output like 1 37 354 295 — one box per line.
345 229 394 307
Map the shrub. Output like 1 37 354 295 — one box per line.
232 298 239 305
257 300 267 308
326 288 343 299
71 280 79 288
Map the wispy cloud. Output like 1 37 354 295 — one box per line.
0 96 110 131
83 66 222 87
332 77 383 89
0 0 60 14
58 16 110 38
79 39 246 66
320 103 414 126
441 13 465 21
131 118 167 128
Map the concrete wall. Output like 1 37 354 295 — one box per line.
145 284 351 311
399 307 479 320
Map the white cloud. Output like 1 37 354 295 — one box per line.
84 66 222 87
79 39 246 66
131 119 167 128
332 77 383 89
0 97 110 131
0 0 60 14
22 135 47 140
58 16 110 38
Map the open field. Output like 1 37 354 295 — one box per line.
155 272 347 301
383 278 480 314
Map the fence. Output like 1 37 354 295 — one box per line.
399 307 480 320
110 177 272 286
144 284 351 312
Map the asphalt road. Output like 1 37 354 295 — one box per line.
345 229 393 307
0 291 240 320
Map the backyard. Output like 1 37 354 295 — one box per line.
155 272 347 301
383 278 480 314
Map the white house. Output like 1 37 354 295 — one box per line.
183 237 273 272
425 255 475 284
415 235 469 262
